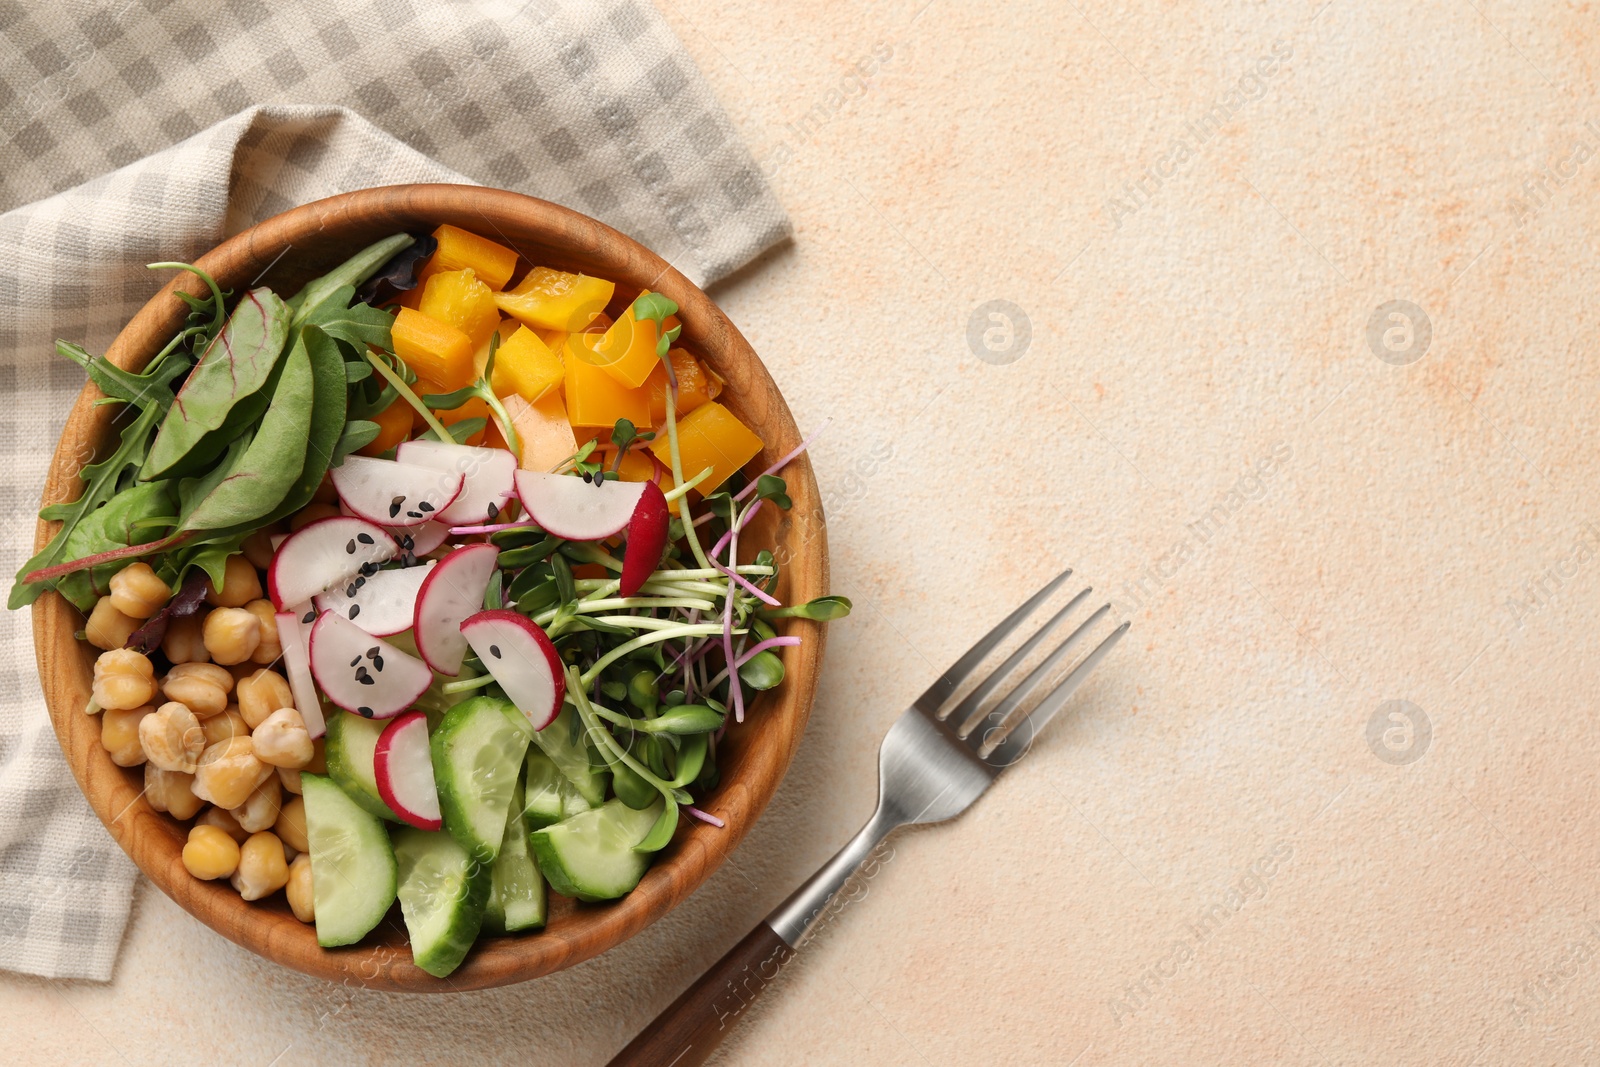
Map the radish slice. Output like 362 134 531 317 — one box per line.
514 470 646 541
267 516 398 610
395 440 518 526
274 609 327 740
396 521 451 557
619 481 670 598
330 455 464 528
339 498 452 556
374 712 442 831
314 561 435 636
412 544 500 676
309 611 432 719
460 609 565 730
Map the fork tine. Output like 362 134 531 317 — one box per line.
938 585 1094 724
979 619 1130 762
912 566 1074 715
957 602 1111 742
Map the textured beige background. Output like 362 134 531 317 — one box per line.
5 0 1600 1063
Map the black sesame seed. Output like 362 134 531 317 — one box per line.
346 583 357 597
354 577 366 590
487 502 499 520
406 511 423 519
350 655 362 667
358 706 374 717
366 646 380 660
345 539 356 554
302 610 315 623
357 533 375 545
389 500 402 518
349 604 361 619
489 644 502 659
418 501 434 513
373 655 384 671
401 535 415 549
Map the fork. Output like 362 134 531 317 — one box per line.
608 568 1128 1067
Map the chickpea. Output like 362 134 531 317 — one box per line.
203 607 260 665
108 562 170 619
234 773 282 834
277 766 303 794
275 796 309 854
201 706 250 748
144 764 203 820
85 598 139 651
252 707 313 768
196 804 249 843
241 528 278 571
237 668 295 729
161 661 233 718
286 853 315 923
203 555 263 609
182 825 241 880
289 502 340 532
139 701 206 773
161 612 209 664
92 648 157 711
244 599 282 665
192 737 273 810
99 705 154 767
231 832 290 901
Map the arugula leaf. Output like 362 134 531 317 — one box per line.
333 420 381 464
288 234 413 326
301 287 395 351
56 339 191 412
142 287 290 480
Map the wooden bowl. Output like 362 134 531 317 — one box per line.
31 185 828 991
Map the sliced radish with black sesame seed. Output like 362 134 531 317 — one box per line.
330 455 464 528
267 516 398 610
395 440 518 526
513 469 646 541
313 561 435 637
460 609 565 730
309 610 432 719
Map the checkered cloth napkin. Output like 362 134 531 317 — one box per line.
0 0 788 982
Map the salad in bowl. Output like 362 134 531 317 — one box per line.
16 209 845 982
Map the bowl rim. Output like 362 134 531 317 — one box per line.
30 183 828 991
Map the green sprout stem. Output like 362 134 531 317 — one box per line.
363 348 451 440
580 622 729 688
662 465 714 503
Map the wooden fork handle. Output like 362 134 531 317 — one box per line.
607 921 795 1067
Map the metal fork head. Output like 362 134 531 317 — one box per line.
877 569 1128 827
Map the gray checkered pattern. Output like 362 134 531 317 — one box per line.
0 1 790 983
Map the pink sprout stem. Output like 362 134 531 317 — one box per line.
735 635 801 667
685 805 725 828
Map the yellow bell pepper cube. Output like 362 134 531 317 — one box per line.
645 349 720 425
561 334 650 429
651 401 763 494
495 267 615 332
419 268 501 350
391 307 474 391
472 318 521 378
503 392 578 472
420 224 519 291
490 326 564 403
614 447 679 514
589 301 662 390
359 398 415 457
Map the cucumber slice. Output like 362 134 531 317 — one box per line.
530 797 664 902
522 747 595 830
325 710 401 822
302 773 398 948
431 695 532 862
392 825 491 978
483 780 547 934
528 705 608 807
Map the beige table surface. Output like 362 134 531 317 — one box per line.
6 1 1600 1064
